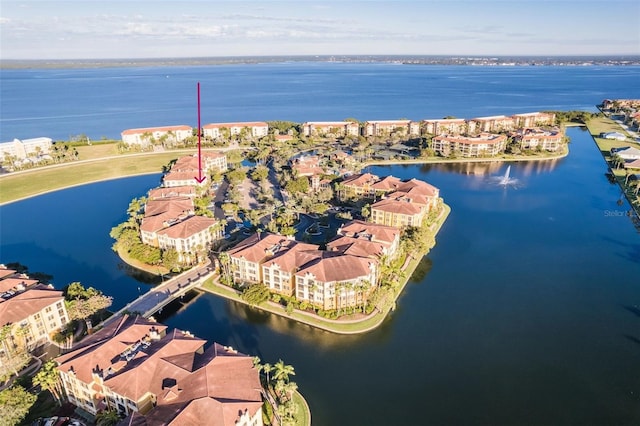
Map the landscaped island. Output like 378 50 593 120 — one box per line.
105 110 586 333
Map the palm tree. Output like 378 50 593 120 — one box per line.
33 360 64 406
273 359 295 383
263 363 273 388
95 408 120 426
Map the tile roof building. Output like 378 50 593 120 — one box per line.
56 315 263 425
511 127 564 152
301 121 360 138
0 266 69 352
422 119 467 136
162 153 227 188
370 179 440 228
294 251 377 311
202 122 269 139
121 126 193 147
362 120 420 137
432 133 508 158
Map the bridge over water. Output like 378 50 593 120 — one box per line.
99 262 216 328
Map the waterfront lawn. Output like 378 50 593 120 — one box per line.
0 152 183 204
75 142 120 160
291 390 311 426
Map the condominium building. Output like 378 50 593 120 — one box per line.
56 315 263 425
370 179 440 228
227 234 298 285
0 271 69 350
162 152 227 187
512 127 564 151
261 242 319 296
301 121 360 138
140 198 195 246
331 220 401 259
294 251 377 311
121 126 192 147
156 215 222 262
0 137 53 160
422 118 467 135
431 133 508 158
512 112 556 128
202 122 269 139
362 120 420 137
467 115 516 134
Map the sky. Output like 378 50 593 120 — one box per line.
1 0 639 60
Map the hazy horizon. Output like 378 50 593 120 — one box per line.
1 1 639 60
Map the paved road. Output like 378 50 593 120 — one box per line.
104 262 214 324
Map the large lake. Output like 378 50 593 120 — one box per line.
2 63 640 425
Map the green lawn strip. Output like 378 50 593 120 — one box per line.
584 117 640 214
199 204 451 335
0 153 183 205
116 246 169 276
291 390 311 426
75 142 120 160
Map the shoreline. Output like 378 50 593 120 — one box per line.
198 204 450 335
0 148 568 206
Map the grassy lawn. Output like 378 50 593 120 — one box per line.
584 116 640 213
0 152 185 204
292 390 311 426
74 142 120 160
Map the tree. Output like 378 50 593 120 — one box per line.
0 385 37 426
273 359 295 383
263 363 273 387
96 408 120 426
64 282 113 330
0 324 31 381
33 360 63 406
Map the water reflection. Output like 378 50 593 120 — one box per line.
415 157 562 177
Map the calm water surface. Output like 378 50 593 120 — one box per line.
2 63 640 425
2 128 640 425
1 63 639 141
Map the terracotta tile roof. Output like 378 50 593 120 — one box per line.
0 268 17 280
262 241 319 272
433 133 507 145
118 342 263 426
163 171 204 183
0 277 39 293
371 198 423 215
0 285 64 326
144 198 194 218
228 233 296 263
326 236 386 258
337 220 400 246
148 186 196 200
156 216 218 239
366 119 411 124
295 251 375 283
56 315 169 384
202 122 267 129
121 125 191 136
141 199 194 233
341 173 378 188
624 158 640 169
371 175 402 192
396 178 439 197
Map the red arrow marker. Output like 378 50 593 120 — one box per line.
194 82 206 184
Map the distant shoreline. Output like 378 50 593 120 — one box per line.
2 54 639 69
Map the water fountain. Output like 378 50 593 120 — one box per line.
494 165 518 187
500 165 512 185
